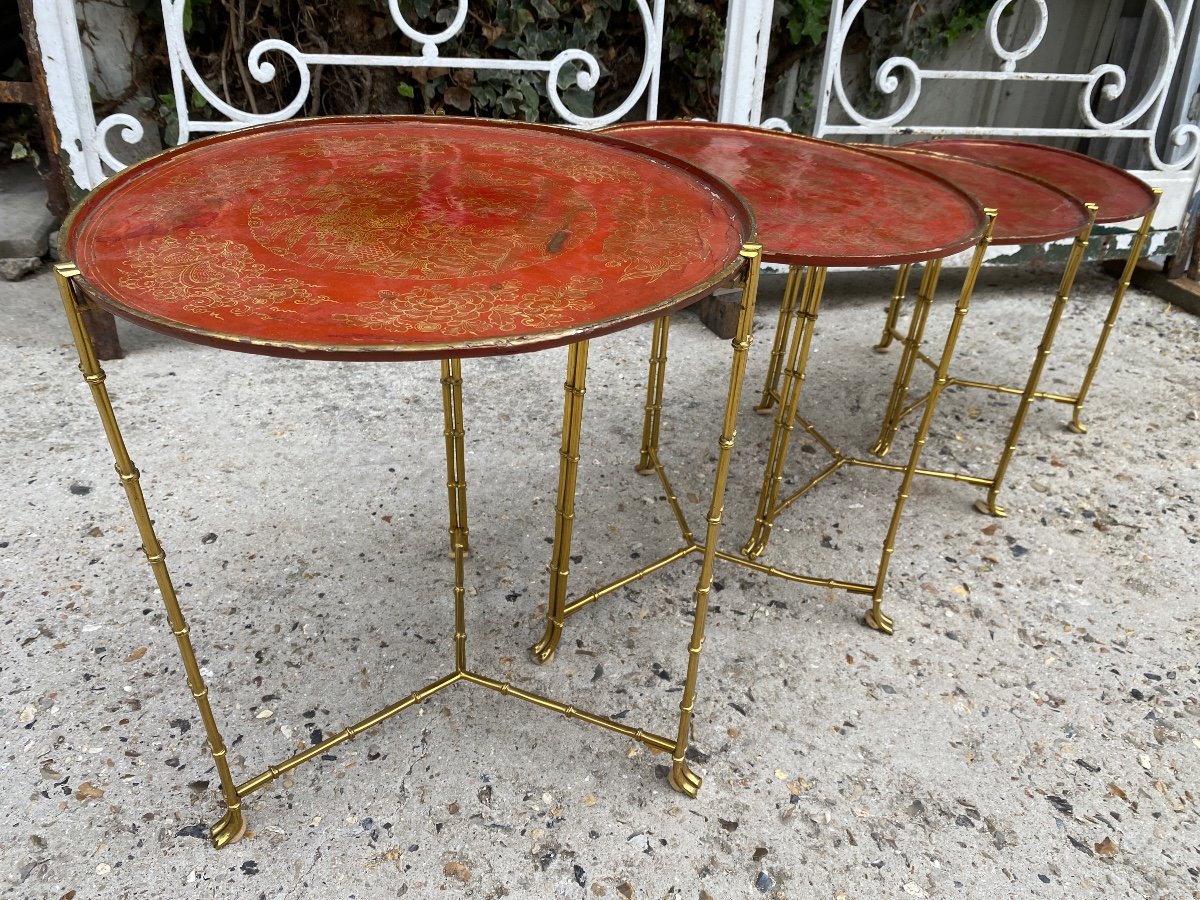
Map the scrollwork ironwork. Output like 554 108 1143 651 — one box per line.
93 0 663 174
988 0 1047 71
814 0 1197 173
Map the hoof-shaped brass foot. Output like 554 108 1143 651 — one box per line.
210 807 246 849
973 497 1007 518
863 606 894 636
635 456 654 475
872 341 892 354
1068 414 1088 435
741 520 774 559
529 624 561 665
668 761 702 797
753 398 777 415
740 536 766 560
870 438 892 458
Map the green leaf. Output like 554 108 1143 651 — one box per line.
520 82 540 112
396 82 415 99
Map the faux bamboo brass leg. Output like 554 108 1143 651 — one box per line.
670 243 761 796
977 206 1097 518
871 262 939 458
743 266 826 559
441 359 470 557
1069 191 1161 434
754 265 804 413
54 264 245 848
532 341 590 664
440 358 472 672
637 319 669 473
873 263 911 353
866 211 997 634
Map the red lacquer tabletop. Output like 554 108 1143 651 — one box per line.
63 117 753 360
906 139 1157 225
863 147 1091 245
604 122 986 267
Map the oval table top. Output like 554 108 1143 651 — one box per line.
604 121 987 268
62 117 754 361
906 139 1157 225
861 146 1092 246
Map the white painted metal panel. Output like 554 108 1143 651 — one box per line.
34 0 666 191
807 0 1198 228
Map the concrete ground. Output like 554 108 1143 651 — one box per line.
2 264 1197 899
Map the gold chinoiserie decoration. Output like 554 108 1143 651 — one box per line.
56 243 764 845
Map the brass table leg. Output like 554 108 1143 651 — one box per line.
441 359 470 558
743 266 827 559
632 317 695 546
670 242 762 795
637 318 670 473
754 265 804 414
532 341 590 664
871 262 940 458
977 205 1097 517
872 263 912 353
55 264 246 848
441 358 471 671
1069 191 1160 434
866 211 996 633
531 244 763 795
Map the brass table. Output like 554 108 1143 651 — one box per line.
905 139 1160 436
531 121 992 641
861 146 1097 516
56 116 760 846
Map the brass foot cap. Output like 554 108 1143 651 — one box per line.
863 608 895 636
973 498 1007 518
529 641 557 665
740 542 765 560
211 812 247 849
668 763 702 798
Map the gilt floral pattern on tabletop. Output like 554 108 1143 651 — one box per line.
334 276 603 336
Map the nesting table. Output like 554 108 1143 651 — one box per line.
56 116 760 845
546 121 993 638
905 139 1161 436
56 113 1155 848
862 146 1097 516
